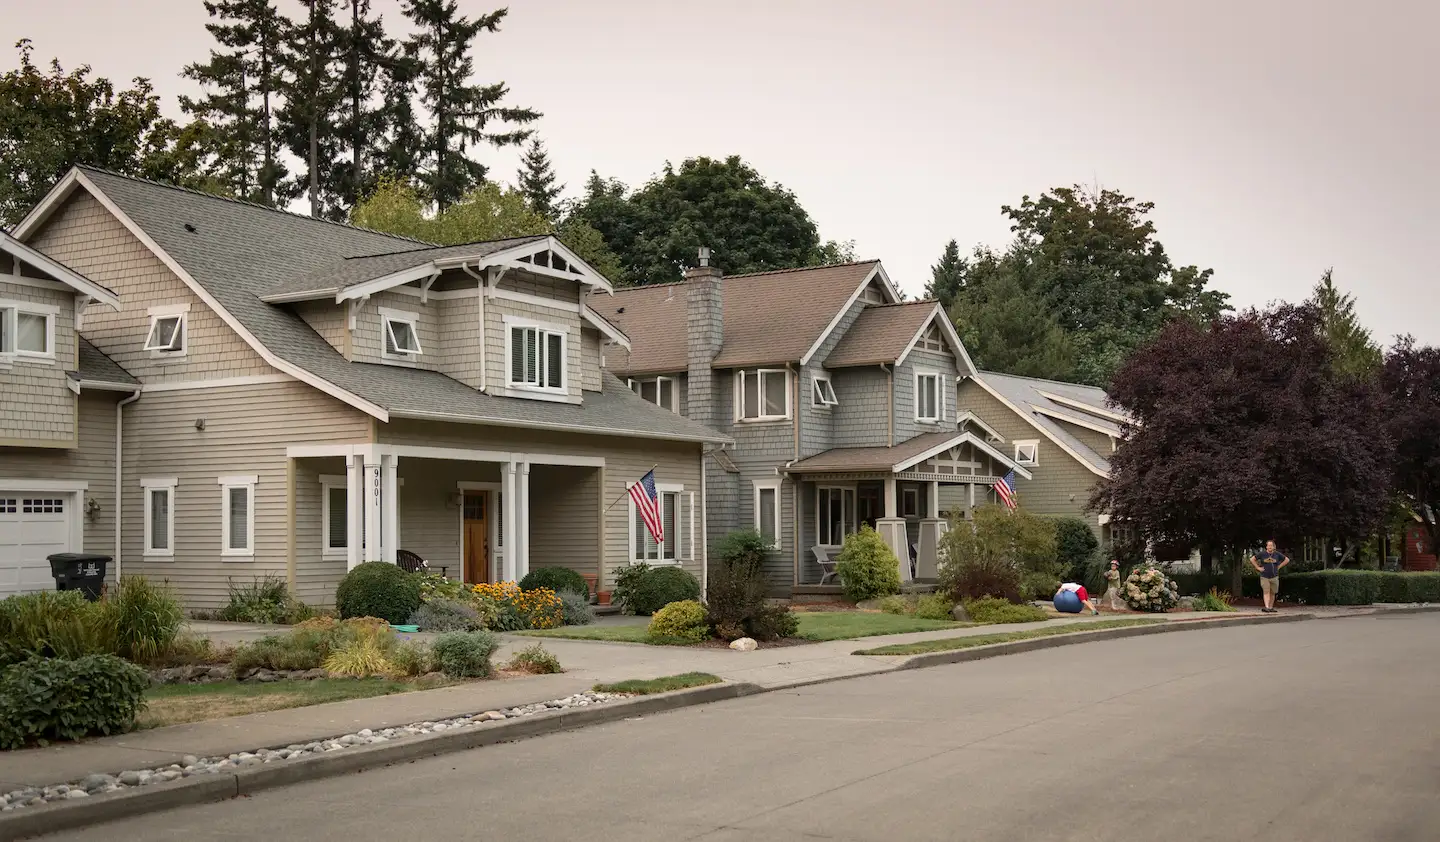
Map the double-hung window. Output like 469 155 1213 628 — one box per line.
737 369 789 421
817 486 856 546
915 371 942 422
380 308 422 360
0 299 57 359
754 480 781 549
144 303 188 356
629 377 677 412
507 319 566 392
219 475 257 557
631 484 693 563
141 477 177 558
812 375 838 408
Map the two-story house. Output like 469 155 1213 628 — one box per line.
604 256 1043 596
0 166 727 607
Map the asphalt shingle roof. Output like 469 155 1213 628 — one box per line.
604 261 882 375
785 431 971 473
279 236 547 296
823 301 938 368
76 169 726 443
974 371 1119 474
74 337 138 386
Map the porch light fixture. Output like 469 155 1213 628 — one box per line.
195 418 206 431
448 493 464 508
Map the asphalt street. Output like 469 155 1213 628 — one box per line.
46 613 1440 842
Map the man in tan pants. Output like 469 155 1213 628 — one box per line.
1250 540 1290 613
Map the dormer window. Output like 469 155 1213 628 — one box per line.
144 303 188 356
0 300 57 359
629 376 677 412
380 308 422 360
506 317 566 392
812 375 838 407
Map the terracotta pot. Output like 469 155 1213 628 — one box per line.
597 590 612 606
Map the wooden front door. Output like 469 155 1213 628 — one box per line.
463 493 489 584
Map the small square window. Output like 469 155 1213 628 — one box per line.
145 314 185 352
812 376 838 407
1014 441 1038 466
384 317 422 356
16 313 48 354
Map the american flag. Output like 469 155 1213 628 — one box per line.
995 469 1018 511
629 470 664 544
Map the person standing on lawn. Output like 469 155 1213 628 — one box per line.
1250 540 1290 613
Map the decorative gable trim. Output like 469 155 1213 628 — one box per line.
963 374 1110 478
895 303 975 375
1 230 119 308
956 410 1004 443
335 236 615 304
1036 390 1131 424
799 262 900 366
891 430 1033 480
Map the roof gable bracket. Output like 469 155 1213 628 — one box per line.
419 270 440 304
482 265 508 297
347 294 371 331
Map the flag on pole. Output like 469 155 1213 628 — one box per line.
629 469 664 544
995 469 1018 511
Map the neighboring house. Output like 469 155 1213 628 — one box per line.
1401 513 1436 572
0 166 726 607
603 256 1035 595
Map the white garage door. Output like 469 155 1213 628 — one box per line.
0 495 72 597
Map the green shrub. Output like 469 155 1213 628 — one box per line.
0 655 150 749
1020 571 1062 603
0 590 113 667
1192 588 1237 612
1273 570 1440 605
519 567 590 601
834 525 902 603
431 630 500 678
409 598 483 632
506 643 562 674
232 632 329 672
715 529 770 573
648 600 710 643
108 576 185 663
964 596 1047 624
939 506 1057 602
704 553 770 639
614 563 701 615
335 562 422 624
1054 518 1100 581
391 641 431 676
748 603 798 641
219 575 310 624
913 593 955 621
878 594 913 615
559 590 595 626
416 572 468 603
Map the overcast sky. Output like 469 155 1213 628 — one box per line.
8 0 1437 344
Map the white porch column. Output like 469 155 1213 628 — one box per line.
916 481 945 580
502 461 518 582
877 477 910 582
363 454 382 563
927 481 940 519
383 454 399 564
345 454 362 571
518 461 531 580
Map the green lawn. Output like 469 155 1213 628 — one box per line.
140 676 452 729
593 673 722 695
520 611 966 645
853 618 1165 655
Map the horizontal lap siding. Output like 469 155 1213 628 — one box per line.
0 280 76 445
527 465 600 578
124 382 371 611
293 455 344 607
580 328 602 393
394 459 502 577
29 190 270 383
722 367 797 592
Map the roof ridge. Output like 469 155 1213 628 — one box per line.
613 280 685 292
75 165 433 246
341 233 549 261
978 368 1109 395
725 259 879 279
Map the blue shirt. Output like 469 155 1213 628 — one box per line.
1256 550 1287 578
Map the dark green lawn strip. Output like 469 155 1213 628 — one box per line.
854 618 1165 655
592 673 723 695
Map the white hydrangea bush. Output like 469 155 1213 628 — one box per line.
1123 564 1179 612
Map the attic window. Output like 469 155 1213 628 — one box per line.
1014 440 1039 466
380 308 422 360
812 375 838 407
144 303 189 356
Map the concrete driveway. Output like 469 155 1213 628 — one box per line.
52 613 1440 841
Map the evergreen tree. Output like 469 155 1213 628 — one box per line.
336 0 397 208
1310 268 1381 380
374 38 423 190
951 246 1076 380
182 0 290 205
402 1 539 210
925 239 967 310
516 137 563 220
277 0 346 217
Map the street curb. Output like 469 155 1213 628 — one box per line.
881 613 1314 670
0 682 762 842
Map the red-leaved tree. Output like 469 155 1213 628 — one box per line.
1383 337 1440 555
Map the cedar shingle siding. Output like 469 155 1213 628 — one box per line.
0 280 76 446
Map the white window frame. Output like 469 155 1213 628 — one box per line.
219 475 257 558
628 482 686 565
1014 440 1039 466
0 298 58 361
144 303 189 358
379 306 423 361
914 369 943 423
812 374 838 408
735 368 791 422
320 474 348 560
816 485 857 547
753 479 782 549
141 477 177 558
504 315 568 394
901 486 920 518
628 376 678 413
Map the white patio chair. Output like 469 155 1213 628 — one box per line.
813 545 839 585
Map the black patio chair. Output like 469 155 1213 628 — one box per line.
397 549 446 578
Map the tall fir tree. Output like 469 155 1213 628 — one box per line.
925 239 967 310
516 137 562 220
182 0 290 205
277 0 346 217
336 0 397 208
402 1 539 210
1310 268 1381 380
951 246 1076 380
374 37 423 191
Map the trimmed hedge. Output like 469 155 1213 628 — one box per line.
613 564 701 615
519 567 590 600
335 562 423 624
1270 570 1440 605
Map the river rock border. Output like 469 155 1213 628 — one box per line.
0 691 627 812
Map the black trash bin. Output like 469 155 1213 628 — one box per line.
48 553 111 602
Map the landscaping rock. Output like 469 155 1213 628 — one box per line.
301 668 327 680
729 637 758 651
951 603 972 622
118 771 143 787
78 774 115 793
64 790 88 800
182 755 199 767
207 666 231 680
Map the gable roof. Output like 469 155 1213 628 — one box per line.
72 337 139 388
268 236 548 299
823 300 973 374
1 230 119 308
14 168 722 443
784 430 1032 479
967 371 1120 477
604 261 892 375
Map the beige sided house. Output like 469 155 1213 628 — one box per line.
0 167 727 608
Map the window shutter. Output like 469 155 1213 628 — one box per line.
545 332 563 388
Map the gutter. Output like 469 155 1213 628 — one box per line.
387 409 733 446
115 389 142 581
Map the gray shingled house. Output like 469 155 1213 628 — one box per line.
603 256 1059 596
0 166 728 608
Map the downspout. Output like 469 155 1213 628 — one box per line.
700 451 708 601
115 389 142 581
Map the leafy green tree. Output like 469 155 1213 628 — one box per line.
181 0 290 205
402 1 539 210
1310 268 1381 380
554 216 626 284
938 505 1059 602
815 238 858 266
950 246 1076 380
925 239 967 310
516 137 563 220
1165 265 1229 326
277 0 346 217
0 40 218 224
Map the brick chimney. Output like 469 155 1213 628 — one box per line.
686 246 723 428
